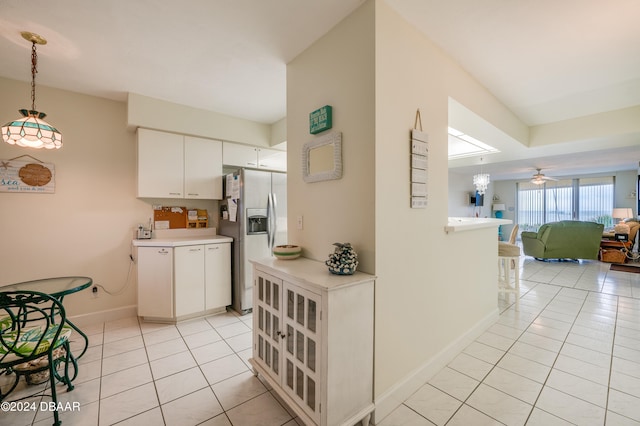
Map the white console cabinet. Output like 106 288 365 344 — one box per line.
135 237 231 322
250 258 374 426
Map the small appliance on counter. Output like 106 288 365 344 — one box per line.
136 226 151 239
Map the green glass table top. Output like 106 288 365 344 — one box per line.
1 276 93 298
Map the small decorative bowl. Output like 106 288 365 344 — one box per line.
273 245 302 260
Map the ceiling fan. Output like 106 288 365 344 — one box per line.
531 168 558 185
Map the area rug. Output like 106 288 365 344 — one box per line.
610 263 640 273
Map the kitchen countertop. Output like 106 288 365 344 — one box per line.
445 217 512 233
131 228 232 247
132 235 232 247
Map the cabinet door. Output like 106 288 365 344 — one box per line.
184 136 223 199
282 283 321 423
223 143 258 168
174 245 205 317
254 270 284 384
257 148 287 172
204 243 231 310
137 129 184 198
137 247 173 318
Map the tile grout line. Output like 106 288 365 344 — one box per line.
181 316 231 426
137 316 168 426
602 294 620 425
136 311 290 426
440 282 563 425
522 287 596 424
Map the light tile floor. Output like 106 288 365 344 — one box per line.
380 258 640 426
2 257 640 425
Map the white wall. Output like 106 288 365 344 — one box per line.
127 93 274 147
270 117 287 146
0 77 240 318
0 77 145 316
373 0 500 406
287 1 376 272
615 170 638 217
448 171 496 218
287 1 514 419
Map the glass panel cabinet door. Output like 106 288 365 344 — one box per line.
281 282 321 424
253 272 283 383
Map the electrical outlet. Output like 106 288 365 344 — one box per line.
297 216 303 230
91 286 99 298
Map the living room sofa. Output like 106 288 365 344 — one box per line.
521 220 604 260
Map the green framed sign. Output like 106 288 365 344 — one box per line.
309 105 333 134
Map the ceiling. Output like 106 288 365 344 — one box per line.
1 0 639 180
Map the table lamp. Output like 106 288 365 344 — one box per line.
493 203 506 219
612 207 633 234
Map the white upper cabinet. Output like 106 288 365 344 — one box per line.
137 128 223 199
222 143 258 168
137 129 184 198
258 148 287 171
184 136 223 199
223 142 287 172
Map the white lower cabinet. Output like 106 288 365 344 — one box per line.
137 247 174 319
250 258 375 426
205 243 231 310
137 242 231 321
174 245 206 316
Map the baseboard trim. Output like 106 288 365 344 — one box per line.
372 308 499 424
69 305 137 328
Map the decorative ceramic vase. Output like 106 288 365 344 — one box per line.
273 244 302 260
326 242 358 275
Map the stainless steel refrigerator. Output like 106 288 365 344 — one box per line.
219 168 287 314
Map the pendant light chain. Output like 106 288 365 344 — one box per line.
1 31 63 149
30 41 38 112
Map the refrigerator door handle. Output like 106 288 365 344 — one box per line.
271 193 278 250
267 193 273 251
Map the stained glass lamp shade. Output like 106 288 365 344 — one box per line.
1 31 62 149
2 109 62 149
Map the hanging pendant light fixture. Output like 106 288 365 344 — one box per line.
1 32 62 149
473 157 490 195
